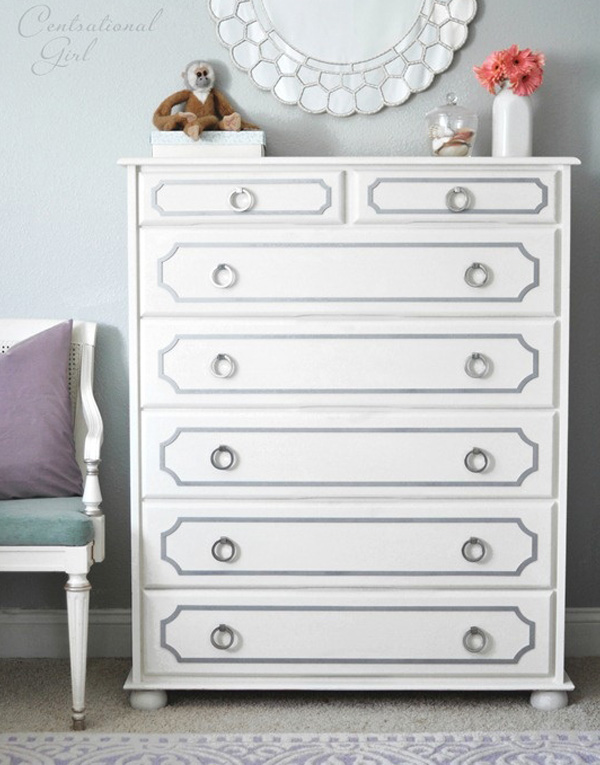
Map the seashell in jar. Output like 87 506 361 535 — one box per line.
452 129 475 143
436 138 470 156
432 137 450 153
428 124 454 140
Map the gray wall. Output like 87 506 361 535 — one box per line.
1 0 598 610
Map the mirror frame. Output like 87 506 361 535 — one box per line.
209 0 477 116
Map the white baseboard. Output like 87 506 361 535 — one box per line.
564 608 600 657
0 607 599 659
0 608 131 658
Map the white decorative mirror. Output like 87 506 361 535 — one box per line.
209 0 477 116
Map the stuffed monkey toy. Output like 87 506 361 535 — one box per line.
153 60 259 140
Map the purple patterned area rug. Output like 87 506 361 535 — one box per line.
2 732 600 764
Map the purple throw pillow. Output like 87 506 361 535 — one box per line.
0 321 83 499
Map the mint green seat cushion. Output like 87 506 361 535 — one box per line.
0 497 93 546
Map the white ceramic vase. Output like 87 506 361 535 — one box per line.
492 86 532 157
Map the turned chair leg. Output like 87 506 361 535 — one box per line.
65 573 91 730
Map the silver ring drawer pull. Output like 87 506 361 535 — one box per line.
464 262 490 288
228 186 254 212
461 537 486 563
210 624 235 650
211 536 237 563
464 352 491 379
446 185 473 213
463 626 487 654
210 445 236 470
210 353 236 379
464 447 489 474
210 264 237 289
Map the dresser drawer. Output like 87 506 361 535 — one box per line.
143 589 553 678
141 318 556 408
353 170 557 223
139 227 558 316
142 501 554 588
139 171 344 224
142 410 555 499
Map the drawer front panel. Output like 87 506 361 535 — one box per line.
140 171 343 224
142 410 555 498
143 590 552 677
142 501 554 587
354 170 557 223
139 228 557 316
141 318 556 408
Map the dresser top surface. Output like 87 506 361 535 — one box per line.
118 156 580 168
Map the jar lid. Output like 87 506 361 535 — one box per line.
426 92 475 120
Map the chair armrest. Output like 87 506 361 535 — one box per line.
80 341 105 562
80 343 103 463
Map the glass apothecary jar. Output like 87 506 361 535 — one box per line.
426 93 478 156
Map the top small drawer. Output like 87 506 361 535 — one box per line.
353 170 558 223
139 171 344 225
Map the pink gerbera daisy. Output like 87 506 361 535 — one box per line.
532 50 546 69
510 64 544 96
473 50 506 94
503 44 539 79
473 64 497 94
474 45 545 96
484 49 507 79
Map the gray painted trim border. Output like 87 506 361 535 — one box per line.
157 242 541 304
159 427 539 488
160 605 535 665
151 178 333 217
160 516 538 577
157 332 539 396
367 177 550 216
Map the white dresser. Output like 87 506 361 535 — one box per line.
121 156 578 710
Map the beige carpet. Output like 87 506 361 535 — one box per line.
1 658 600 733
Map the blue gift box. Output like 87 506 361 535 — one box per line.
150 130 266 157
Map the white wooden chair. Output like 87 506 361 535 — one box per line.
0 319 104 730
